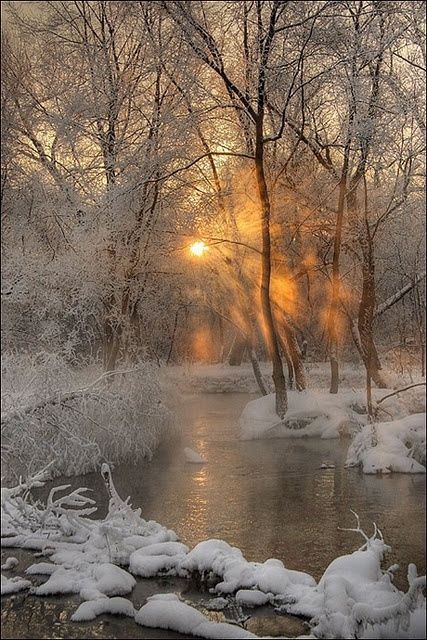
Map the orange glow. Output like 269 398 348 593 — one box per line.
192 327 214 361
190 241 209 257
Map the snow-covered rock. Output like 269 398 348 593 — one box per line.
71 596 136 622
235 589 271 607
1 573 31 595
1 557 19 571
136 593 258 638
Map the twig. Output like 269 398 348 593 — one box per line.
377 382 426 405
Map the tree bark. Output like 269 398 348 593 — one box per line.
255 117 287 417
282 320 306 391
228 332 248 366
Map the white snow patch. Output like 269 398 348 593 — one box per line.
71 596 136 621
135 593 258 638
1 573 31 595
180 539 315 596
239 391 366 441
236 589 271 607
346 413 426 474
35 562 136 599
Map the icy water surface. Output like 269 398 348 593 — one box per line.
2 393 426 638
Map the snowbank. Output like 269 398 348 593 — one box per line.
239 390 368 440
346 413 426 474
239 388 426 475
1 465 425 639
71 596 136 622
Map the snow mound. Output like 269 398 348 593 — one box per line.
346 414 426 474
180 539 315 596
71 596 136 622
236 589 271 607
136 593 258 638
1 557 19 570
184 447 206 463
1 573 31 595
240 390 366 440
34 562 136 599
129 541 189 577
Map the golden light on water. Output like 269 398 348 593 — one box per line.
190 241 209 257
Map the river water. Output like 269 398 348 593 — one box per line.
1 393 426 638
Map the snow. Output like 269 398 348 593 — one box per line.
135 593 258 638
236 589 271 607
179 539 315 596
239 388 426 475
1 557 19 570
239 390 366 440
34 562 136 599
346 414 426 474
71 596 136 622
129 541 189 577
1 573 31 595
184 447 207 463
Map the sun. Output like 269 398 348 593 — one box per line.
190 241 209 257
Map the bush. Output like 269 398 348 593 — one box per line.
1 352 177 481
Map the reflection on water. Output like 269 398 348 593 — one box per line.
2 393 426 638
110 393 425 585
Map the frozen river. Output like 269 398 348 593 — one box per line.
2 393 426 638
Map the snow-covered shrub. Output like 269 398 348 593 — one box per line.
346 414 426 474
1 355 177 480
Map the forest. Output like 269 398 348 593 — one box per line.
1 2 426 639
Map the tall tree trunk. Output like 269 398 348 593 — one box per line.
255 118 287 418
353 177 388 389
248 347 269 396
358 235 388 388
328 142 351 393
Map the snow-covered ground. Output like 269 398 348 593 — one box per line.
166 362 410 395
1 464 425 639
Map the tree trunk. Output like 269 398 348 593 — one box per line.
358 241 388 388
328 152 350 394
283 320 306 391
248 347 269 395
278 333 294 389
228 332 248 366
255 118 287 418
